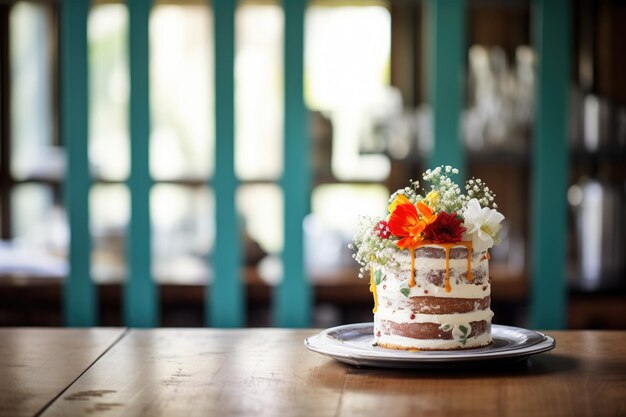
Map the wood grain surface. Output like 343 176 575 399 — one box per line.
0 328 126 417
38 329 625 417
41 329 346 417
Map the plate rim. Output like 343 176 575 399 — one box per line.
305 322 556 365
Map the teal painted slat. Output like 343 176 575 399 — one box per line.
426 0 465 176
61 0 96 327
530 0 569 329
276 0 311 327
126 0 157 327
209 0 244 327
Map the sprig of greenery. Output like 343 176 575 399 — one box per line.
441 323 470 346
458 324 470 346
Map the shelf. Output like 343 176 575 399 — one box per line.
569 146 626 163
0 263 529 322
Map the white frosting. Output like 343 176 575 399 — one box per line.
409 281 489 299
375 307 494 325
377 268 490 300
379 278 490 300
375 331 492 350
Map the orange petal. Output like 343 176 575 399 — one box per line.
396 235 417 250
417 201 437 223
388 205 418 237
409 219 426 236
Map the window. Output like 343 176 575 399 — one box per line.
305 3 392 275
0 1 393 284
1 1 63 277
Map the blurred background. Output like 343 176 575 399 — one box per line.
0 0 624 329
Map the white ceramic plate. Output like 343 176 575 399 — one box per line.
305 323 556 368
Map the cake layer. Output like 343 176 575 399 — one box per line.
404 267 487 287
377 319 490 340
378 295 491 314
415 245 475 259
394 255 487 272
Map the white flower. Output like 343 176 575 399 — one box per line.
462 199 505 253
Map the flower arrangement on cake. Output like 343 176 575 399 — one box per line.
349 166 505 350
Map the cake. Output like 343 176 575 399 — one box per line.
350 166 504 350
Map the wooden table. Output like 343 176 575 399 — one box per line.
1 328 624 417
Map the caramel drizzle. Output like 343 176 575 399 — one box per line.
369 259 378 313
466 241 473 282
409 249 416 287
408 240 474 293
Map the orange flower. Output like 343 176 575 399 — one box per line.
388 204 424 249
388 201 439 250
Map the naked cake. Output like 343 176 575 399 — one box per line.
350 166 505 350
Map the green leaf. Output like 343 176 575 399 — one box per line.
459 325 468 335
400 288 410 298
374 270 382 285
441 324 452 331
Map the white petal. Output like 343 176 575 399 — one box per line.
472 230 494 253
463 199 482 224
485 209 505 227
467 198 481 213
463 221 479 234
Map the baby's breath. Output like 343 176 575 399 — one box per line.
388 179 422 206
351 216 401 279
464 177 498 209
350 166 501 277
422 165 463 212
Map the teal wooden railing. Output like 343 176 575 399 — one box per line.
60 0 569 329
277 0 311 327
530 0 569 329
426 0 465 177
127 0 157 328
425 0 570 329
61 0 94 327
210 0 244 328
